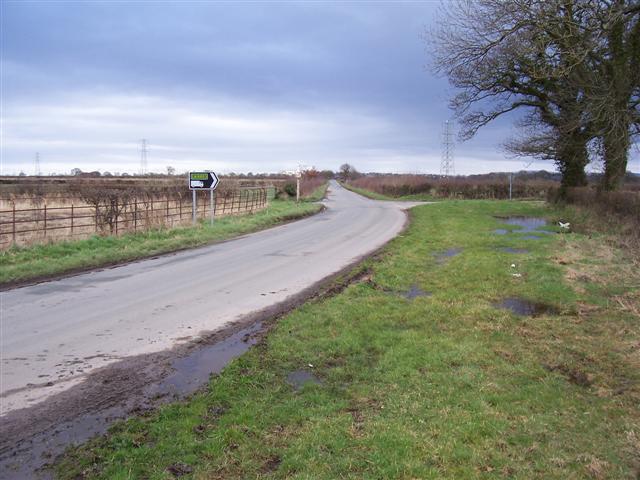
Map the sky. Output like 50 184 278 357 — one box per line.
1 1 638 176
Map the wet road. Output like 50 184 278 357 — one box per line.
1 181 422 415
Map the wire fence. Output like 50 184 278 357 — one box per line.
0 187 269 249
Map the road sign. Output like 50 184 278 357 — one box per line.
189 171 219 190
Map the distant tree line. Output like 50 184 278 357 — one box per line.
432 0 639 194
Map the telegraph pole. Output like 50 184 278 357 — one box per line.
440 120 455 177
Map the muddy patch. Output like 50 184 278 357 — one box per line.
500 247 530 254
543 363 594 387
286 370 321 391
166 462 194 477
494 297 557 317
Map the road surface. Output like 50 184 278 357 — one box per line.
1 181 422 415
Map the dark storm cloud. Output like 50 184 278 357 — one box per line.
4 1 613 175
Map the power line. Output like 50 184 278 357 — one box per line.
440 120 455 177
34 152 41 176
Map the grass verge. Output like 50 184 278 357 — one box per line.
0 200 322 287
55 200 639 479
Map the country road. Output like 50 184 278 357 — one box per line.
1 181 423 416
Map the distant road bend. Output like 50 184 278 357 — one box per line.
1 181 423 414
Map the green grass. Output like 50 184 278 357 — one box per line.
0 200 322 286
55 200 639 479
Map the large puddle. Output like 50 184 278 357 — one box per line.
0 322 263 479
494 298 557 317
493 217 554 237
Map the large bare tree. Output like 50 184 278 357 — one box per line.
432 0 639 192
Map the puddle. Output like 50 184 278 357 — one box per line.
494 298 556 317
434 248 463 263
159 323 262 396
402 285 432 300
0 323 263 479
493 216 555 236
286 370 321 391
500 247 529 253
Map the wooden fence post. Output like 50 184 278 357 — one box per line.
12 203 16 245
115 200 118 235
44 205 47 237
71 205 74 235
134 201 138 231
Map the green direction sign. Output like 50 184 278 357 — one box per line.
189 171 219 190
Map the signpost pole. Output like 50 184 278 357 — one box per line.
210 190 215 225
296 177 300 203
192 189 197 225
189 171 219 225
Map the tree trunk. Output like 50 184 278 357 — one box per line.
601 119 630 191
557 130 589 194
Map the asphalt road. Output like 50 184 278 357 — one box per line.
1 181 422 415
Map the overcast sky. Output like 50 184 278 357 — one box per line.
2 1 638 176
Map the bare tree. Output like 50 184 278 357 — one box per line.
432 0 639 192
339 163 359 182
432 1 597 190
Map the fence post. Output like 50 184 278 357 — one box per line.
44 205 47 237
115 200 118 235
166 197 169 226
134 201 138 231
71 205 74 235
12 203 16 245
179 199 182 221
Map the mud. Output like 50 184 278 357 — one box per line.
494 297 557 317
286 370 321 391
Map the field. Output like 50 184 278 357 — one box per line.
54 199 639 479
0 175 326 250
